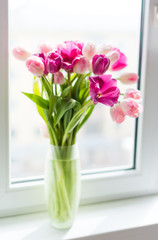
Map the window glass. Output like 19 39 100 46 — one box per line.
9 0 142 180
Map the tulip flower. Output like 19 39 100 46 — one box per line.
110 104 126 124
120 99 143 118
73 56 90 74
124 88 141 100
89 75 120 106
54 72 65 85
92 55 110 75
97 43 112 55
57 41 83 71
46 52 62 73
26 56 44 76
35 52 48 75
12 46 31 61
119 73 139 84
111 48 127 71
82 41 96 59
107 51 120 65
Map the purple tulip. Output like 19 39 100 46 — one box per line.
92 54 110 75
89 75 120 107
46 52 62 74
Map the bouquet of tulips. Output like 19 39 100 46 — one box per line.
13 40 142 146
13 40 143 228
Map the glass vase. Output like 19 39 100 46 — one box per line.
44 144 81 229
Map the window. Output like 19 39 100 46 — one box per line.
1 0 158 217
10 0 141 180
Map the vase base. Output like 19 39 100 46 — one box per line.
50 219 73 230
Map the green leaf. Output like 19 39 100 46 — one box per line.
49 94 58 118
79 86 89 102
41 76 51 97
22 92 49 109
71 75 83 99
77 104 95 131
33 79 47 121
61 86 71 98
54 98 81 126
64 109 72 130
33 79 41 95
70 73 79 83
44 109 59 145
82 88 90 103
62 101 92 144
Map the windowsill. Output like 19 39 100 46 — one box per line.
1 195 158 240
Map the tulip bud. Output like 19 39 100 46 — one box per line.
110 104 126 124
124 88 141 100
38 42 53 54
26 56 44 76
92 54 110 75
12 46 31 61
107 51 120 65
82 41 96 60
54 72 65 85
97 43 112 55
46 52 62 74
73 57 90 74
120 99 143 118
119 73 139 84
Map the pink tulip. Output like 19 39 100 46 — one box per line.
107 51 120 65
120 99 143 118
12 46 31 61
97 43 112 55
89 75 120 106
38 42 53 54
57 41 83 71
110 48 127 71
119 73 139 84
73 56 90 74
124 88 141 100
82 41 96 60
110 104 126 124
35 53 48 75
92 55 110 75
54 72 65 85
26 56 44 76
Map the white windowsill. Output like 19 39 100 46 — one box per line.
1 195 158 240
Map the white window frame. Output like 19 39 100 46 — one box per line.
1 0 158 217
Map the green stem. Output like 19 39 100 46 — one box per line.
55 84 57 95
54 159 72 219
67 72 71 98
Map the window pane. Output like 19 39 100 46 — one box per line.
9 0 142 180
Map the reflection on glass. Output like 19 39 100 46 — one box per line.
9 0 141 179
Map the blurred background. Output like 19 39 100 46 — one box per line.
9 0 142 180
